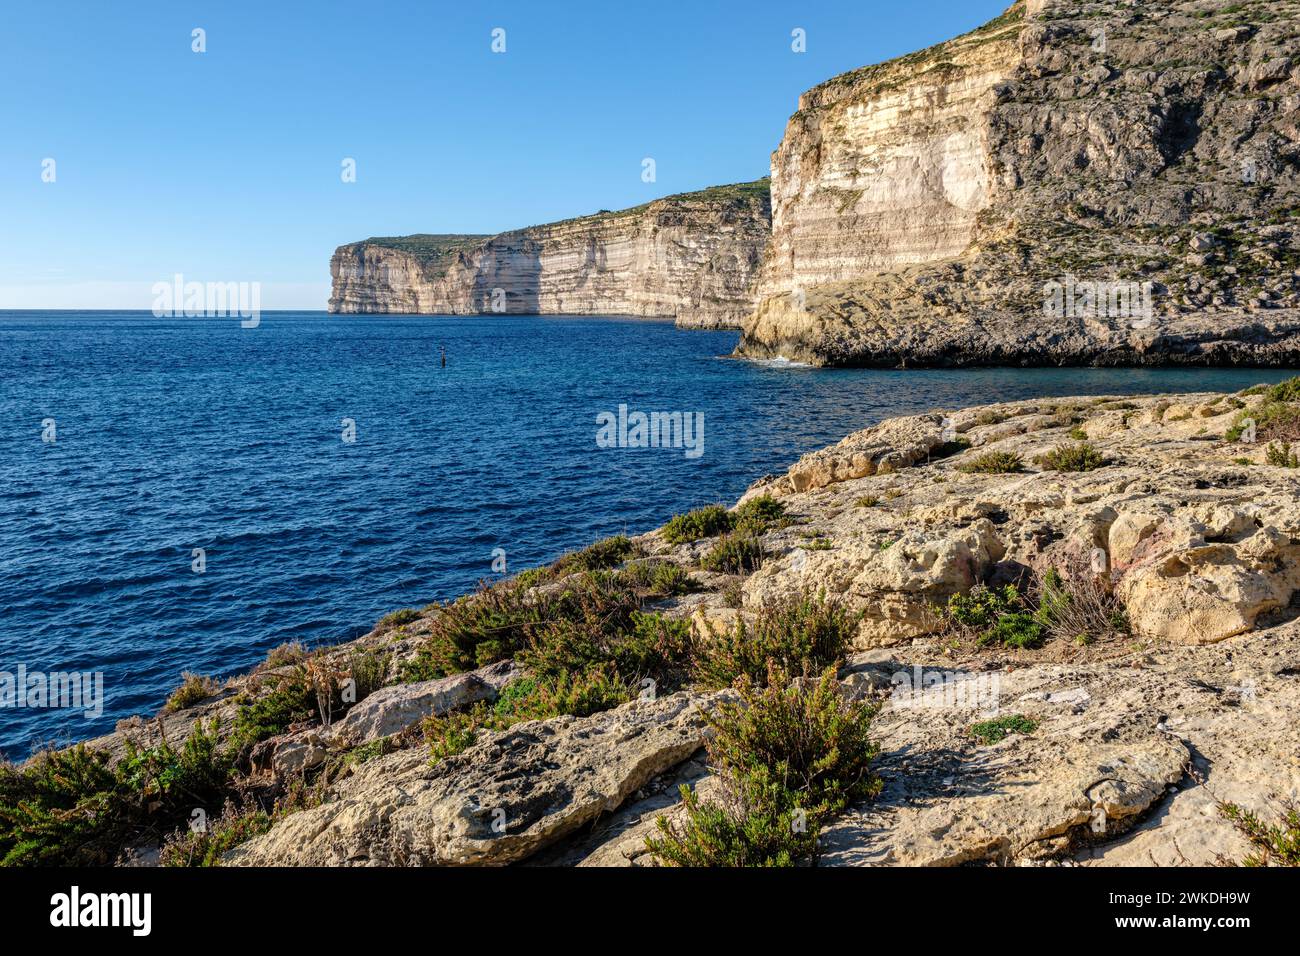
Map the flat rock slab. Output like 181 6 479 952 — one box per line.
819 737 1188 866
229 691 720 866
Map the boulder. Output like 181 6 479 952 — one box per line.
328 659 519 747
228 691 721 866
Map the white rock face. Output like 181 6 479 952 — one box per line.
329 182 771 329
737 0 1300 366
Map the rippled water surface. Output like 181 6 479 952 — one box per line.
0 311 1290 755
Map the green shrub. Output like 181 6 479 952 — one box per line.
164 672 220 713
1266 442 1300 468
662 505 734 544
377 608 421 629
262 641 309 669
1 720 233 867
552 535 640 576
957 451 1024 474
424 706 487 763
229 673 316 753
648 561 697 596
970 714 1038 745
694 591 855 689
700 533 765 574
425 664 638 765
733 495 786 533
1265 375 1300 404
159 798 274 867
647 666 881 867
941 586 1045 649
400 579 561 681
1218 802 1300 867
346 648 390 701
1226 402 1300 443
1038 442 1106 472
855 496 878 508
1068 427 1088 441
521 609 692 694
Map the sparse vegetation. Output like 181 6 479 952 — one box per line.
1038 442 1106 472
693 591 855 689
700 533 765 575
957 451 1024 474
941 585 1044 649
164 672 220 713
1266 441 1300 468
377 608 421 630
662 504 735 544
647 665 881 867
1218 802 1300 867
970 714 1038 745
1 719 233 866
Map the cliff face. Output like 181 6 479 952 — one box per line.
739 0 1300 365
329 181 771 329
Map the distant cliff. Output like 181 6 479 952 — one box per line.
329 181 771 329
738 0 1300 366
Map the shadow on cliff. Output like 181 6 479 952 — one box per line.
475 233 542 314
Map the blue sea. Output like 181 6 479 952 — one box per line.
0 310 1291 756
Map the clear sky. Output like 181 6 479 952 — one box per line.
0 0 1010 310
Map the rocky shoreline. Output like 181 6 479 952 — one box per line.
13 379 1300 867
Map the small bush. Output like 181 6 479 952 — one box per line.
164 672 220 713
400 580 560 681
855 496 878 508
970 714 1038 745
648 561 697 596
377 608 421 630
425 664 638 765
941 586 1045 649
647 666 881 867
694 591 855 689
1226 402 1300 443
346 648 390 701
1264 375 1300 404
262 641 309 669
1038 442 1106 472
1035 565 1128 644
1266 442 1300 468
1 719 233 867
957 451 1023 474
229 673 316 752
1068 426 1088 441
700 533 765 574
553 535 640 576
662 505 734 545
733 495 787 534
159 797 274 867
1218 802 1300 867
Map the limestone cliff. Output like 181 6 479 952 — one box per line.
738 0 1300 365
329 181 771 329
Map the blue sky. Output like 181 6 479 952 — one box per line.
0 0 1010 309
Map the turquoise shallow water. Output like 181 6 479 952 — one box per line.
0 310 1291 756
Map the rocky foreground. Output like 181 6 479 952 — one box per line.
27 380 1298 868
